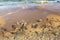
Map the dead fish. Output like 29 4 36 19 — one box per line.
36 20 40 22
35 31 38 35
10 32 15 34
57 25 60 28
20 23 24 29
46 18 48 20
41 25 46 28
32 23 38 28
12 25 16 29
52 32 56 36
36 19 42 22
20 22 27 30
1 28 7 31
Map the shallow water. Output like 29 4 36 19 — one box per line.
0 1 59 10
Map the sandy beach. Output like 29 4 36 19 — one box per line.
0 3 59 30
0 2 60 40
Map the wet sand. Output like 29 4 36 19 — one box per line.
0 3 60 31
